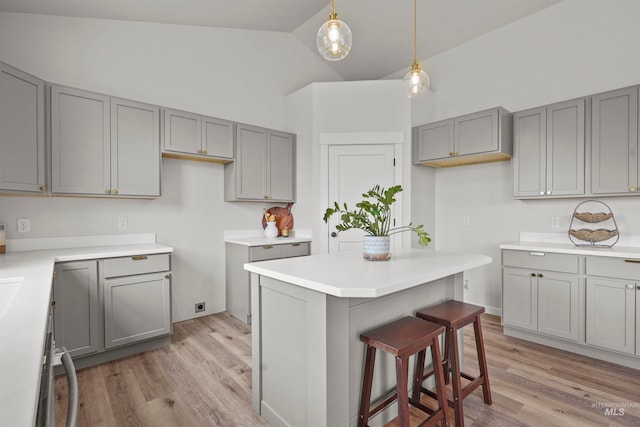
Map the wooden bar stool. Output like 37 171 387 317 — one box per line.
358 316 449 427
415 300 492 427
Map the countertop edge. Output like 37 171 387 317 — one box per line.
500 242 640 258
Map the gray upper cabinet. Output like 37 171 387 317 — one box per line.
51 85 111 195
51 86 161 197
111 98 160 197
0 62 46 193
413 107 511 168
225 123 296 202
162 108 233 161
513 98 585 198
591 86 639 195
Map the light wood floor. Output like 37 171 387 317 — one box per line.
55 313 640 426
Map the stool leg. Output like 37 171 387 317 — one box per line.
431 337 449 427
358 346 376 427
395 355 411 427
473 316 492 405
449 326 465 427
412 349 426 402
442 329 451 385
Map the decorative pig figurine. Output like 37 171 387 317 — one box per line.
261 202 294 237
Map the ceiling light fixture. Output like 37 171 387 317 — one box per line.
316 0 352 61
404 0 430 97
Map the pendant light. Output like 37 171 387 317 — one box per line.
316 0 352 61
404 0 429 97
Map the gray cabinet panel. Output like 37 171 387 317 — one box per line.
513 107 546 196
0 63 45 193
53 261 99 358
455 108 498 155
502 250 578 274
111 98 160 197
586 256 640 281
51 86 110 195
637 286 640 357
546 98 585 196
415 119 453 161
267 130 295 202
537 272 579 341
502 267 537 331
103 253 170 278
104 272 171 349
162 108 201 154
592 86 639 194
586 277 635 355
203 116 234 159
236 124 266 199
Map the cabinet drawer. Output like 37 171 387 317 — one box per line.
103 253 170 278
281 242 310 258
586 257 640 280
502 250 578 273
250 245 283 262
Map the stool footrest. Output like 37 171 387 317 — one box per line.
461 376 485 400
368 390 398 419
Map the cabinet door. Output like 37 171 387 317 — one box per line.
537 271 579 341
202 116 234 159
414 119 454 161
0 63 45 192
586 277 635 354
163 108 202 155
104 272 171 349
267 130 295 202
546 98 585 196
53 261 99 358
513 107 546 197
235 123 267 199
502 267 537 331
455 109 498 156
111 98 160 197
51 86 110 195
592 86 638 194
637 285 640 357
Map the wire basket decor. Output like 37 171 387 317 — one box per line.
568 200 619 247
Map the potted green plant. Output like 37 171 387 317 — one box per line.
323 184 430 260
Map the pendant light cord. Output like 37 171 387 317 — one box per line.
413 0 418 66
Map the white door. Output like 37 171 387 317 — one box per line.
327 144 396 253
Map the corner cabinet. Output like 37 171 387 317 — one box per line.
162 108 234 162
591 86 639 195
225 124 296 202
512 98 586 198
413 107 512 168
51 85 161 197
0 62 46 193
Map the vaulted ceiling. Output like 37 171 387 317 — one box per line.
0 0 563 81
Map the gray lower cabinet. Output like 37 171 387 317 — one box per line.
413 107 512 167
502 251 580 341
0 62 46 193
162 108 234 161
225 124 296 202
513 98 585 198
51 85 161 197
53 260 99 358
225 241 310 323
53 253 171 363
591 85 639 195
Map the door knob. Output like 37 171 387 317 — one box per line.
330 232 338 238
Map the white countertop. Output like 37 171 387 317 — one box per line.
500 242 640 259
244 248 492 298
0 237 172 427
224 229 311 247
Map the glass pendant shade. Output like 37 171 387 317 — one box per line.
404 63 429 97
316 16 352 61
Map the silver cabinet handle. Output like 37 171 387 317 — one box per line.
546 191 552 195
59 347 78 427
529 252 545 256
539 191 545 195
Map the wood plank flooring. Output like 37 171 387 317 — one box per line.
55 313 640 426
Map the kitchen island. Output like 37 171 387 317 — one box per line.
245 249 491 427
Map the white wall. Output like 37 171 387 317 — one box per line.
0 12 341 321
409 0 640 314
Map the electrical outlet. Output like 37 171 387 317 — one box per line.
462 216 471 226
17 218 30 233
463 280 469 290
118 217 128 230
195 302 206 313
551 216 560 228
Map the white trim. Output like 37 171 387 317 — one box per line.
318 131 404 145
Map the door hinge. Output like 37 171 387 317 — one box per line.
393 158 396 166
393 218 396 226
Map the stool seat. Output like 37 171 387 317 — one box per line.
358 317 449 427
416 301 492 427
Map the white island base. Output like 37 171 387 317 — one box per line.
246 249 491 427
